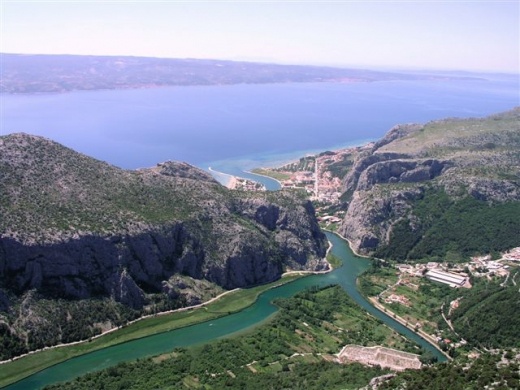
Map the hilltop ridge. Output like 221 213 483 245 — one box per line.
0 53 482 94
254 108 520 261
337 108 520 259
0 133 327 357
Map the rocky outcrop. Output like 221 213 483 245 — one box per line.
0 134 327 312
338 109 520 255
0 201 326 308
341 187 424 253
341 152 408 199
152 161 218 183
355 159 451 191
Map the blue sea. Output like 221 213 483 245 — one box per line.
1 74 518 188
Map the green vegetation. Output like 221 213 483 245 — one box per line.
0 275 302 389
450 282 520 349
323 153 354 180
358 264 455 337
359 261 520 353
45 355 384 390
379 109 520 160
326 253 342 268
0 134 219 237
358 264 398 297
0 297 141 360
379 351 520 390
0 133 328 368
251 168 291 181
0 324 27 360
43 285 420 390
375 188 520 262
273 156 315 173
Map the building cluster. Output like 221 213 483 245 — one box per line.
468 248 520 278
469 256 510 278
425 269 468 288
280 171 315 192
274 148 357 203
396 262 471 288
384 293 410 306
501 247 520 261
395 248 520 289
232 177 266 191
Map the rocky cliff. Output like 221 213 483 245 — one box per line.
338 108 520 257
0 134 327 314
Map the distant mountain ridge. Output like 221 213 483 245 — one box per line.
0 53 483 93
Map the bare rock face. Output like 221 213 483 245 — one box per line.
355 159 451 191
0 134 327 312
338 109 520 255
341 187 424 253
341 152 408 198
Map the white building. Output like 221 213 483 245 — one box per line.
425 269 467 288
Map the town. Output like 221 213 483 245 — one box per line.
393 246 520 291
252 144 370 204
365 247 520 353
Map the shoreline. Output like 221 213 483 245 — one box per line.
207 138 374 191
368 297 452 360
0 287 238 366
244 169 282 188
324 229 449 359
208 166 238 189
2 141 435 378
0 252 333 368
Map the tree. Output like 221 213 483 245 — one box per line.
419 351 438 365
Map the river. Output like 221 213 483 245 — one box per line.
4 232 445 390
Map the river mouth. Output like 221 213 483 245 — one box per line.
3 232 445 390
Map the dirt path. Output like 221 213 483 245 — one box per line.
368 297 451 360
0 288 241 365
1 253 333 366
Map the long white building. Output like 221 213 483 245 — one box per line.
425 269 467 288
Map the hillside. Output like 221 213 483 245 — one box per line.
336 108 520 261
0 133 327 357
0 53 480 94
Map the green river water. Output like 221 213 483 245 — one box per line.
4 232 446 389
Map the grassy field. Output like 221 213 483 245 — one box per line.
326 253 342 268
44 285 395 390
359 267 456 337
0 274 303 388
377 111 520 157
251 168 291 181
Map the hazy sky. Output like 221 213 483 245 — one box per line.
1 1 519 73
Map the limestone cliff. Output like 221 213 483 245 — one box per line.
0 134 327 312
338 109 520 257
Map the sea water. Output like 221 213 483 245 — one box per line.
1 75 518 180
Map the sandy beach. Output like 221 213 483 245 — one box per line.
208 167 238 189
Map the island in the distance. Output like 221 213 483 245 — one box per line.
0 53 483 94
1 108 519 390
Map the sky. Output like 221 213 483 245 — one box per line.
1 1 519 73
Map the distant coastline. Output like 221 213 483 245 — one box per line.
1 53 490 95
244 170 282 187
207 139 376 193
